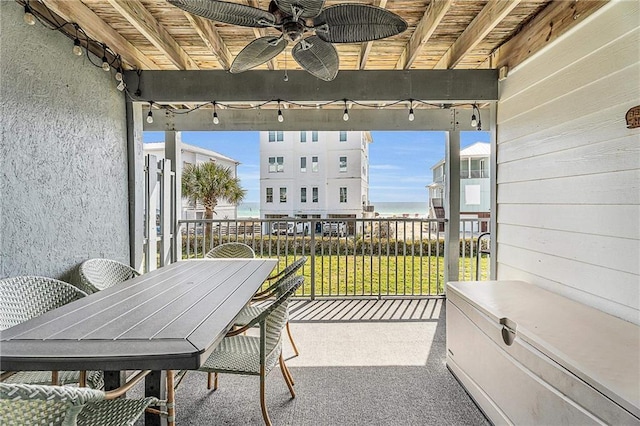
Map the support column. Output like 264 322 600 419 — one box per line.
126 101 145 271
489 103 498 279
164 132 182 262
444 131 461 286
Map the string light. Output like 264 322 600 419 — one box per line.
212 102 219 125
19 0 129 95
277 101 284 123
72 38 83 56
23 3 36 26
141 99 486 128
471 103 482 130
146 102 154 124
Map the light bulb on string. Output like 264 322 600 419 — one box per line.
408 100 415 122
343 100 349 121
73 39 83 56
115 68 123 82
23 4 36 25
212 102 219 125
101 44 110 71
116 81 125 91
470 113 477 128
146 103 154 124
101 56 110 71
277 101 284 123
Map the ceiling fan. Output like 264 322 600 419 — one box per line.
167 0 408 81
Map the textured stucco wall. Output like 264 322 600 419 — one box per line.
0 2 130 279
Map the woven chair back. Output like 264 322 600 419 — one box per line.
0 276 87 331
78 258 139 294
259 276 304 352
205 242 255 259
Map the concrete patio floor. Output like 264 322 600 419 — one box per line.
156 299 489 425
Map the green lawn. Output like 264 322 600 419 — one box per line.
267 255 490 297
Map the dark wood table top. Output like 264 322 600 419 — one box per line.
0 258 277 371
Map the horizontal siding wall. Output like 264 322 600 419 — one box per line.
496 1 640 324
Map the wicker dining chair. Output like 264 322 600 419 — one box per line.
197 275 304 426
0 382 159 426
204 242 255 259
77 258 140 295
0 276 103 389
234 256 307 356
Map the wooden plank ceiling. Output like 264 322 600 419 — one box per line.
23 0 607 108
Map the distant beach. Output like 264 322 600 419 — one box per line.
237 201 428 218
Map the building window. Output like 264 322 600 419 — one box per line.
340 187 347 203
300 157 306 172
269 157 284 173
312 156 318 172
312 187 318 203
339 156 347 172
300 131 307 142
312 131 318 142
300 187 307 203
266 187 273 203
339 131 347 142
269 131 283 142
280 187 287 203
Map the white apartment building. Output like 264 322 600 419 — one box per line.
144 142 240 220
260 131 372 220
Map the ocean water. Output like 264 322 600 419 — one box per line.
237 201 428 218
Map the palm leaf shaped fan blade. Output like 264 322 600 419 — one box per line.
292 36 338 82
231 37 288 73
314 4 407 43
274 0 325 19
167 0 276 27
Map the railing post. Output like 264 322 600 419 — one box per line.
310 220 316 300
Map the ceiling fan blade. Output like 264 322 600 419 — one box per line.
230 37 287 73
167 0 276 28
314 4 407 43
292 36 339 82
274 0 325 19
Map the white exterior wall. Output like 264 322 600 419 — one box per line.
144 142 239 220
260 131 369 218
495 1 640 324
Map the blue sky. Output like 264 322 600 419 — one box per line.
143 131 490 203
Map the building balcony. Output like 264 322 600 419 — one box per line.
362 204 375 212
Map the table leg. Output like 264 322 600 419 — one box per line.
145 370 168 426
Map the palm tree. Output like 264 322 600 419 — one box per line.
182 162 246 238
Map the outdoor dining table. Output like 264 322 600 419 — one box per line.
0 258 277 425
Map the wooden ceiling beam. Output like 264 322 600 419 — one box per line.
183 14 233 70
359 0 387 70
485 0 608 71
41 0 157 69
433 0 521 70
395 0 452 70
106 0 199 70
